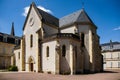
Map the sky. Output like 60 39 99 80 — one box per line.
0 0 120 44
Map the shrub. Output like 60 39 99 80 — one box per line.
8 65 18 71
61 71 70 75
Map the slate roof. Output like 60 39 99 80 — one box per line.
23 2 97 32
37 8 59 27
59 9 96 27
37 7 95 28
101 42 120 52
0 32 21 45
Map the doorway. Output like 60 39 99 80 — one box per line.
28 56 34 72
30 63 33 71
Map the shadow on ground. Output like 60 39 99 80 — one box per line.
74 70 119 75
102 70 119 73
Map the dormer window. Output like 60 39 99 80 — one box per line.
0 35 3 42
3 37 7 42
18 52 20 59
46 46 49 57
74 28 78 34
80 33 85 47
15 39 18 45
62 45 66 57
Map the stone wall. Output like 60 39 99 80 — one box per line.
0 42 15 69
102 51 120 69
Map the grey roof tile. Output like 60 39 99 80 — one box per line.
101 42 120 51
59 9 95 27
0 32 21 45
37 8 59 27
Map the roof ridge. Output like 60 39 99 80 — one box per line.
59 9 82 27
60 9 82 20
76 9 84 21
77 9 95 25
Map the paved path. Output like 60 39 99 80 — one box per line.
0 70 120 80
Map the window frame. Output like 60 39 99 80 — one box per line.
62 45 66 57
30 35 33 47
46 46 49 57
18 52 20 59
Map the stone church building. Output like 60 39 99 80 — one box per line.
14 2 103 74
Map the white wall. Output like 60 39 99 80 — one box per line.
59 39 71 73
14 49 21 70
42 40 56 73
23 6 42 71
106 61 119 68
61 25 76 33
23 6 59 72
102 51 120 69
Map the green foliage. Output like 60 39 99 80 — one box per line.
8 65 18 71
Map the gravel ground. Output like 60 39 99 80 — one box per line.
0 69 120 80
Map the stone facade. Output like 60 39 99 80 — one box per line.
101 41 120 69
14 2 103 74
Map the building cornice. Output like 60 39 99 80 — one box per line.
42 33 80 43
102 49 120 53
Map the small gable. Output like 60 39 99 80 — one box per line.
23 2 42 31
59 9 95 28
77 9 94 23
23 2 59 31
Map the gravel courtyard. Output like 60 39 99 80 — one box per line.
0 70 120 80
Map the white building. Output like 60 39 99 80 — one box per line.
101 41 120 69
14 2 103 74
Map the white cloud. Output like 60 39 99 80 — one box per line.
38 6 52 14
22 6 29 17
22 5 52 17
113 26 120 31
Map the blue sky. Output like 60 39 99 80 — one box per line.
0 0 120 44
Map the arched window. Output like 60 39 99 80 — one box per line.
30 35 33 47
74 27 78 34
62 45 66 57
46 46 49 57
75 46 77 58
18 52 20 59
80 33 85 47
